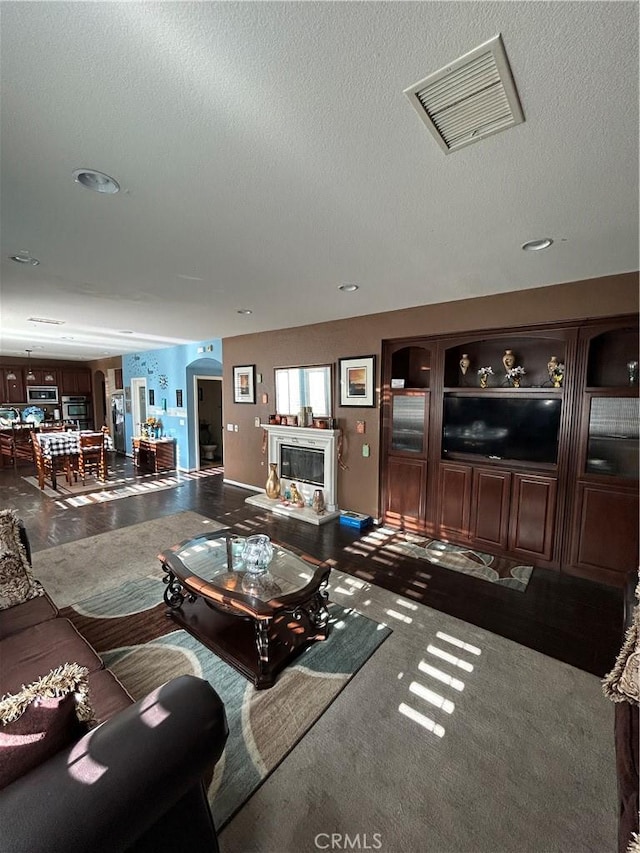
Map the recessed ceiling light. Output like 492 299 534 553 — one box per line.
72 168 120 194
522 238 553 251
338 283 359 292
10 251 40 265
60 336 75 341
237 309 253 315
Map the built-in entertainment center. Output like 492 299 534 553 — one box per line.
381 315 639 587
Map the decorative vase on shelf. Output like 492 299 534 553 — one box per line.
502 350 516 372
265 463 281 500
480 374 488 389
312 489 326 515
459 354 470 376
547 356 559 380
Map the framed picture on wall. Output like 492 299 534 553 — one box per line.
233 365 256 404
338 355 376 407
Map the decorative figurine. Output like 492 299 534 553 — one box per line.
289 483 305 507
459 354 471 375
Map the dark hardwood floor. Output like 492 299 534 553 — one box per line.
1 454 625 677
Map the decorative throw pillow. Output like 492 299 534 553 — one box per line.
0 662 95 789
603 580 640 706
0 509 43 610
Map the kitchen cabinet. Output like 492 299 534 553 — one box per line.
25 368 58 386
61 369 92 395
1 368 25 404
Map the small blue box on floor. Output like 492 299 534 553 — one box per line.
340 511 373 529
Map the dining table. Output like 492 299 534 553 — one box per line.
37 430 114 458
34 431 114 489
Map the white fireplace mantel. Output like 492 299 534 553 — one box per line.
245 424 340 525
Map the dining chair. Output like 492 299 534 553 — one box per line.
11 425 35 468
0 430 13 468
30 432 57 490
78 432 106 484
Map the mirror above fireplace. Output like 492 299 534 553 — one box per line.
274 365 332 417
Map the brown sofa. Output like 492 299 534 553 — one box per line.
0 514 229 853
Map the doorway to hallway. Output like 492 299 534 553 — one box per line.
195 376 222 469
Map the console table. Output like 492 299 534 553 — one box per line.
132 437 176 473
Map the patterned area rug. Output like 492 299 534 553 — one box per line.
61 577 391 828
353 527 534 591
23 466 224 509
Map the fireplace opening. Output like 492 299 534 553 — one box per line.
280 445 324 487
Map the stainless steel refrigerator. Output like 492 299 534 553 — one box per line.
111 393 126 453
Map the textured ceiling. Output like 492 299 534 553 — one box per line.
1 1 638 360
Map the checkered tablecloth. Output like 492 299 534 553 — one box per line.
37 431 114 459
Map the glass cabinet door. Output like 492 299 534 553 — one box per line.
585 396 639 479
390 392 428 455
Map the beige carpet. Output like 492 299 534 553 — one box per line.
32 511 228 606
32 512 618 852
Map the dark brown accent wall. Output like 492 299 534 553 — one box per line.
222 272 639 517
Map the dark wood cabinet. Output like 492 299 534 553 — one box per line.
133 438 176 473
381 341 433 533
438 462 472 539
571 483 638 584
384 457 427 530
565 320 639 584
471 467 511 550
25 368 57 385
61 369 91 395
508 473 557 560
381 314 638 587
1 368 25 403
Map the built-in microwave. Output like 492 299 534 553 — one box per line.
27 386 59 403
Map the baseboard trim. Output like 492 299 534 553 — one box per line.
223 478 261 493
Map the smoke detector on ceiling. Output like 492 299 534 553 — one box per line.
404 34 524 154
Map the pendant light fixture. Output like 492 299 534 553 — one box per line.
25 349 36 382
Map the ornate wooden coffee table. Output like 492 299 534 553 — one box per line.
157 530 330 689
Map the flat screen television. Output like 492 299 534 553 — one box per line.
442 396 562 464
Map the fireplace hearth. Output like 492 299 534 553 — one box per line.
245 424 340 525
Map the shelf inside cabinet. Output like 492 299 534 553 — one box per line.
390 345 430 389
444 335 567 389
586 327 639 387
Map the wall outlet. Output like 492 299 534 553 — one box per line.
362 443 370 457
254 417 261 427
226 424 234 432
234 425 239 432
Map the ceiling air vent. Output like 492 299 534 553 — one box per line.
404 34 524 154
